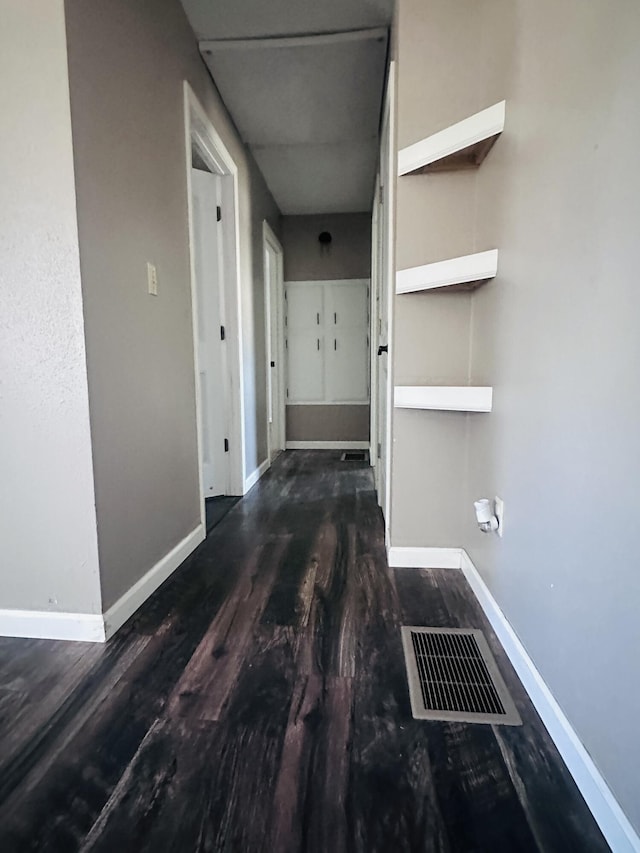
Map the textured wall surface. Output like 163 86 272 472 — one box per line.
396 0 640 832
0 1 101 614
65 0 280 609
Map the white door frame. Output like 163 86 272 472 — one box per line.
370 61 396 545
262 220 285 460
191 168 231 498
370 173 381 478
184 82 246 515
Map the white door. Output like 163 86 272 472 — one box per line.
286 284 324 402
325 282 370 403
264 225 285 460
370 177 381 479
192 168 229 497
375 196 389 513
375 63 396 524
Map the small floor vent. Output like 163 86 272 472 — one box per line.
341 451 367 462
401 627 521 725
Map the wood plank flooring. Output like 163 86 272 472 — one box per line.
0 451 609 851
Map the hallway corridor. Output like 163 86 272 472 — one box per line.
0 452 607 851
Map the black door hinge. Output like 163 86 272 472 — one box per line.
217 206 222 222
220 325 225 341
224 438 229 452
377 442 381 459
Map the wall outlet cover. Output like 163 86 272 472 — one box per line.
494 496 504 537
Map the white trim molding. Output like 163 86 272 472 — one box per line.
243 457 270 494
285 440 370 450
396 249 499 294
103 524 205 640
386 543 640 848
263 220 286 461
0 525 206 643
0 609 106 643
387 546 462 570
398 100 506 176
460 550 640 853
184 82 246 502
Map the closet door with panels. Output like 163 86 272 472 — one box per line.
285 279 369 405
325 281 369 402
286 283 324 402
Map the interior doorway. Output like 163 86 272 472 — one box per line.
263 221 285 460
185 82 245 518
371 61 396 541
191 167 230 497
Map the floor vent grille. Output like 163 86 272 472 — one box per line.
401 627 521 725
341 451 367 462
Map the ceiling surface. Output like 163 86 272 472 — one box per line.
180 0 393 215
181 0 393 40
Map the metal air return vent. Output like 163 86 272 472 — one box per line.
401 627 521 725
341 451 368 462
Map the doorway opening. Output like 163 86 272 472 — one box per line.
263 221 285 461
184 83 245 519
370 62 396 542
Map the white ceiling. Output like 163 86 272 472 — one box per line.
180 0 393 214
181 0 393 40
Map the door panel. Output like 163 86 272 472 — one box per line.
285 283 324 404
265 235 284 458
192 168 228 497
287 332 324 402
326 331 369 402
285 280 369 405
287 284 323 331
327 281 369 329
375 62 396 525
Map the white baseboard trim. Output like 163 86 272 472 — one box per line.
285 440 370 450
0 609 106 642
0 524 206 644
387 545 462 569
103 523 205 640
460 549 640 853
243 457 270 494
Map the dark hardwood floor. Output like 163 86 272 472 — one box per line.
0 451 609 852
205 496 240 535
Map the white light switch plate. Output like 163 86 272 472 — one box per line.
147 262 158 296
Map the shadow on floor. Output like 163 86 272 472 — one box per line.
205 496 240 535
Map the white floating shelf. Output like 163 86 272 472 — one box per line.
398 100 506 176
394 386 493 413
396 249 499 294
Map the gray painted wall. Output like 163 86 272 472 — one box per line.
395 0 640 832
286 405 369 442
283 213 371 281
0 1 102 614
283 213 371 441
391 292 472 545
64 0 281 609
